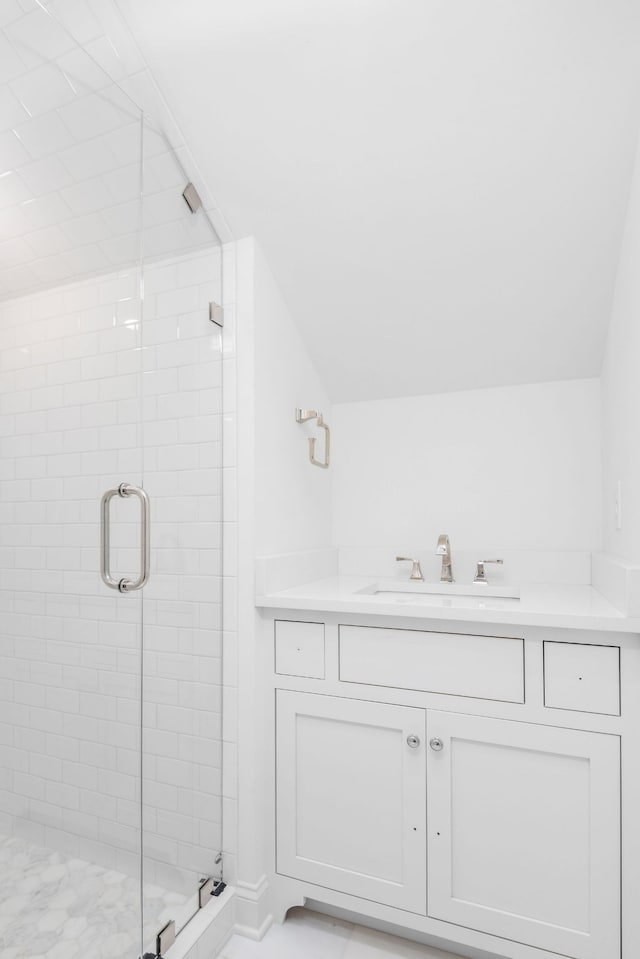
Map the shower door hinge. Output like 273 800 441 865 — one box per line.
209 301 224 327
155 919 176 958
198 875 215 907
198 875 227 908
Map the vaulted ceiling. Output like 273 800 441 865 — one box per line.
118 0 640 401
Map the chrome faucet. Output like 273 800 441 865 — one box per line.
396 556 424 581
436 534 453 583
473 558 504 584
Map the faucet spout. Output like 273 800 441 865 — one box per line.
435 534 453 583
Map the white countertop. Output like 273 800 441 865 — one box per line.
256 575 640 633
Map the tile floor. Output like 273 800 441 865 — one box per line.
220 908 472 959
0 833 187 959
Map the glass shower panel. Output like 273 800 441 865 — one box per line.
140 137 224 939
0 5 150 956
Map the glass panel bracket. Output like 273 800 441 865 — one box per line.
199 875 227 908
143 864 227 958
141 919 176 959
209 301 224 327
156 920 176 957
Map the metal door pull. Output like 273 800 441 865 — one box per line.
100 483 150 593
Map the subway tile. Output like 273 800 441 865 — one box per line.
0 31 27 85
57 93 126 141
10 62 77 118
61 212 112 246
0 82 29 127
0 129 30 172
63 243 110 276
58 136 120 182
5 7 76 63
18 156 75 201
0 250 231 891
15 112 76 162
154 285 200 318
61 175 115 217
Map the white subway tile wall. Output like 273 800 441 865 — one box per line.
142 247 224 895
0 0 220 299
0 247 223 897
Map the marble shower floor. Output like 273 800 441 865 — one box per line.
0 833 188 959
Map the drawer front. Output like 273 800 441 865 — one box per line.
339 625 524 703
544 642 620 715
275 620 325 679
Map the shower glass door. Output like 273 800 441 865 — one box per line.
139 126 225 943
0 5 148 950
0 2 227 955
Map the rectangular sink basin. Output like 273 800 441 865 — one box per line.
358 581 520 600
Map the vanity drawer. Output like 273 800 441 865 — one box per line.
544 642 620 715
339 625 524 703
275 620 325 679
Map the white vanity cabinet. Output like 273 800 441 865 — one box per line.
268 616 629 959
276 691 427 912
427 711 620 959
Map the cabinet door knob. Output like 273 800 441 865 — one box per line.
429 737 444 752
406 734 421 748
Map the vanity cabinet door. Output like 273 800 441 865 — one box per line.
427 711 620 959
276 690 427 913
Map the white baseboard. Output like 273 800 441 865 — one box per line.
232 915 274 942
233 875 273 940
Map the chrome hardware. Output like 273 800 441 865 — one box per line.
473 558 504 584
156 919 176 957
396 556 424 581
209 301 224 327
295 408 330 469
100 483 150 593
407 735 421 748
430 738 444 752
198 876 215 908
182 181 202 214
436 533 453 583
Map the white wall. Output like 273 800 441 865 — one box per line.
332 379 602 558
232 237 333 933
602 136 640 565
252 242 332 557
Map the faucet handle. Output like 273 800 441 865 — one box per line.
396 556 424 582
474 559 504 584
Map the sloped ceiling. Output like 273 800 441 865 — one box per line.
117 0 640 401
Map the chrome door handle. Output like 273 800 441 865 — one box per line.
100 483 150 593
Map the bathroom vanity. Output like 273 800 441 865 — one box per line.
256 578 640 959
